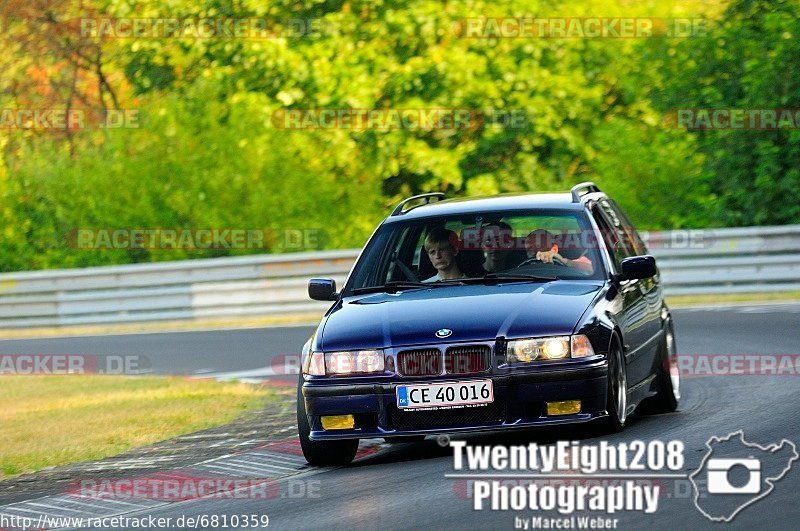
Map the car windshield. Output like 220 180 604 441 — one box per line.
346 209 606 294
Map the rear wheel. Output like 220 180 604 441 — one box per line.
296 383 358 466
644 322 680 414
601 340 627 433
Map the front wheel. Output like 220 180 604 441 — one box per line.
643 322 680 414
601 341 628 433
296 384 358 466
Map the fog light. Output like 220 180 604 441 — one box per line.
546 400 581 416
321 414 355 430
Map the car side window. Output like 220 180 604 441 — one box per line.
388 226 424 282
607 199 648 255
599 202 639 258
592 204 636 270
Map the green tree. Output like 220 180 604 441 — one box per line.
647 0 800 225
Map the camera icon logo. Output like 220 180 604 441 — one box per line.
689 431 798 522
706 457 761 494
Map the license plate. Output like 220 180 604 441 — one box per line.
396 380 494 410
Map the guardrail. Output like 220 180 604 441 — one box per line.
650 225 800 295
0 225 798 328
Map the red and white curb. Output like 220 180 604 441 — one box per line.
0 438 385 530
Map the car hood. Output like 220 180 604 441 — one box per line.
318 281 603 351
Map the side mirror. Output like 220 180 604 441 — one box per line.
619 255 657 280
308 278 337 301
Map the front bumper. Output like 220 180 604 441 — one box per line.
302 360 608 440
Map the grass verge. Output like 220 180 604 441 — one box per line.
666 291 800 307
0 375 271 477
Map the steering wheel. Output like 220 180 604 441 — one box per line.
518 256 568 268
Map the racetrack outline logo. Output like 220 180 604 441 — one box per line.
689 430 798 522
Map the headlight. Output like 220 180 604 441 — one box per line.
303 349 385 375
506 335 595 363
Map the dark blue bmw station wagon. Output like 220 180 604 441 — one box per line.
297 183 680 466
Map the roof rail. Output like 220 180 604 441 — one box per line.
570 182 602 203
391 192 446 216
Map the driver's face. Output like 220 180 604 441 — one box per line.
426 242 456 270
525 233 556 257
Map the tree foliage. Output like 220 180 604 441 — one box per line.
0 0 795 271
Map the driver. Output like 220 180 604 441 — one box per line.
422 227 466 282
525 229 594 274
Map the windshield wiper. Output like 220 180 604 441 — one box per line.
475 272 558 282
352 281 437 294
352 274 555 294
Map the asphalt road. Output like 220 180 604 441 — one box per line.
0 303 797 375
2 303 799 530
0 325 314 376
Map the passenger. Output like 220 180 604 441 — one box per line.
422 227 465 282
481 222 514 273
525 229 594 274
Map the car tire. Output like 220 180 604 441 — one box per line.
384 436 426 444
643 321 680 414
296 383 358 466
601 340 627 433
